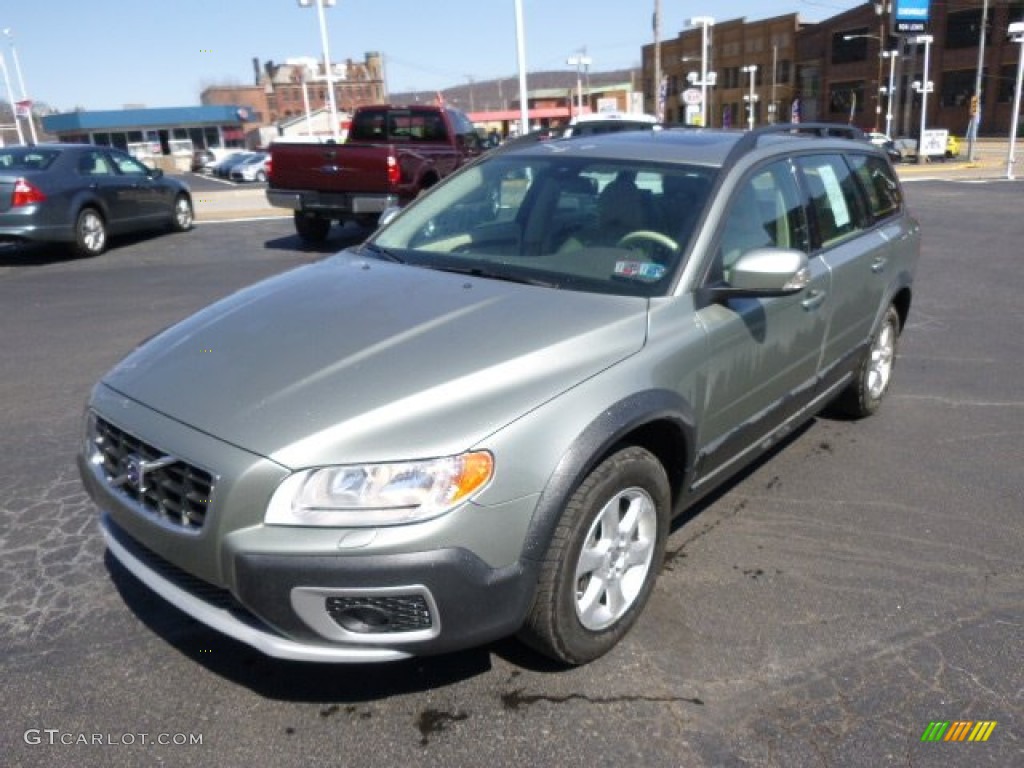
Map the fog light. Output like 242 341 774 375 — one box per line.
325 595 432 634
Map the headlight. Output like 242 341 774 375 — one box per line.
266 451 494 527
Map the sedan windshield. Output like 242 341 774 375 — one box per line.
371 153 715 297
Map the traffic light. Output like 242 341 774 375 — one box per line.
970 95 979 116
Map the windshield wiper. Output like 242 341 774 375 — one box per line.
360 242 405 263
424 263 558 289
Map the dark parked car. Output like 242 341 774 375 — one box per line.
212 151 255 179
0 144 194 257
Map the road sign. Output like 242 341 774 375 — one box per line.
920 128 947 157
681 88 702 106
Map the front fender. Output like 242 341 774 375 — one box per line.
519 388 696 564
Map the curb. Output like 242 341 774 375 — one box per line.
191 188 285 222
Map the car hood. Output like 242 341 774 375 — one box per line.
102 252 649 467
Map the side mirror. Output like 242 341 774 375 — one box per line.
148 168 164 179
714 248 810 297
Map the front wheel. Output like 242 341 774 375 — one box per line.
294 212 331 243
833 304 901 418
519 446 669 665
73 207 107 257
171 194 193 232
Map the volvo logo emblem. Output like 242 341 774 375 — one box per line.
110 454 179 494
126 455 144 489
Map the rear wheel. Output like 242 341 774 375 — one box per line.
519 446 669 665
294 212 331 243
833 304 901 418
73 207 106 257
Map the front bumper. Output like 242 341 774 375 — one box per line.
100 512 535 662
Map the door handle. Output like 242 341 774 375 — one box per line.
871 256 887 274
801 289 826 311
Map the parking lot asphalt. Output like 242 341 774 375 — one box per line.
1 178 1021 768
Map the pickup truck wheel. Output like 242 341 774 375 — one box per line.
519 446 669 665
294 212 331 243
833 304 901 418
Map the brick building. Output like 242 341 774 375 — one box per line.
201 51 386 132
644 2 1024 137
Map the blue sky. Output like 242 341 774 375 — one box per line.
3 0 862 112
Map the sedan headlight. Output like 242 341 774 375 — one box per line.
266 451 494 527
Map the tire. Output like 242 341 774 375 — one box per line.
519 446 669 665
294 212 331 243
73 207 107 257
255 170 267 183
171 194 194 232
833 304 901 418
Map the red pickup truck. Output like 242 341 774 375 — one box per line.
266 105 485 242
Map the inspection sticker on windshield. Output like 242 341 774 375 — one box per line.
614 260 666 281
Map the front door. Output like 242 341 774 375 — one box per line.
693 160 831 486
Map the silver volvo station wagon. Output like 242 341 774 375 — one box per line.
79 124 920 665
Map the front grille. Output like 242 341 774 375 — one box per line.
326 595 433 634
91 416 214 531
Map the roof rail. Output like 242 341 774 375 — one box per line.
719 122 868 174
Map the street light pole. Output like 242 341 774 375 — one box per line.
298 0 340 141
968 0 989 162
1007 22 1024 180
881 50 898 138
3 29 37 144
514 0 529 136
742 65 758 130
690 16 714 127
913 34 934 164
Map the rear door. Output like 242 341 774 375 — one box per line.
75 149 137 226
794 153 895 392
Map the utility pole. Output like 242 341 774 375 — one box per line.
653 0 662 120
968 0 989 161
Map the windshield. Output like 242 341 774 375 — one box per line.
371 152 715 297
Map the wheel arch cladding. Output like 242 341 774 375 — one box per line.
519 388 695 565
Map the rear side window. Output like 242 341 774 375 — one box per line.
0 149 60 171
349 109 448 143
848 154 902 221
795 154 867 248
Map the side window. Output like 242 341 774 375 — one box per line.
77 151 113 177
110 151 148 177
848 154 902 221
795 154 867 248
713 161 808 281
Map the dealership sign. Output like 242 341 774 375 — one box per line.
892 0 930 35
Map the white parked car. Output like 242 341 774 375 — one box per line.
229 152 270 183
